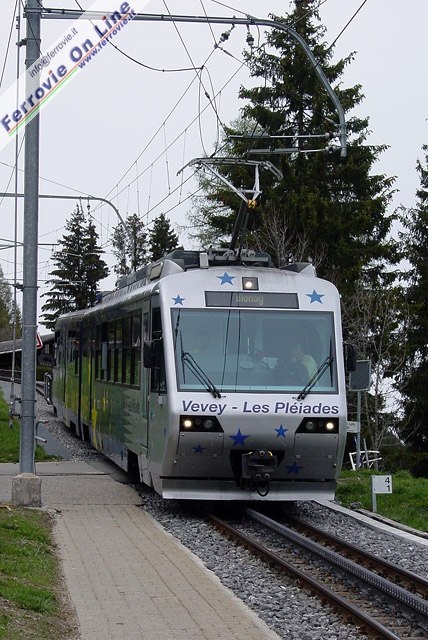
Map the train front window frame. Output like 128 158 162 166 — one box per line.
171 308 337 394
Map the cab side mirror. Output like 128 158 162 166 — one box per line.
143 339 163 368
344 343 357 373
143 341 156 368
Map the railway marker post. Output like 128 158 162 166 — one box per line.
371 474 392 513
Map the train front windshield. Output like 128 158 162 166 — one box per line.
172 308 337 394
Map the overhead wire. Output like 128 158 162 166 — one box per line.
200 0 218 45
101 20 244 209
103 61 212 199
101 54 251 213
0 160 92 196
71 0 201 73
282 0 369 138
162 0 223 155
208 0 250 16
326 0 369 52
0 0 19 89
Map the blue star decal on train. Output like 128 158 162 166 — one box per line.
229 428 249 446
217 272 235 285
286 462 303 474
193 444 205 454
306 289 324 304
275 425 288 438
172 294 185 305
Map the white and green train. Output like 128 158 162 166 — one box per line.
52 249 354 501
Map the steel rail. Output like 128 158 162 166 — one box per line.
246 508 428 622
286 514 428 595
208 513 404 640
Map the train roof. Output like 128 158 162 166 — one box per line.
113 248 317 289
54 249 320 328
114 249 274 290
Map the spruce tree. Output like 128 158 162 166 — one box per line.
397 146 428 455
41 204 108 329
111 213 147 276
189 0 396 299
148 213 179 262
188 0 400 453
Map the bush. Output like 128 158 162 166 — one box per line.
410 453 428 478
36 365 52 382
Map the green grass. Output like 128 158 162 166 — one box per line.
336 469 428 532
0 392 54 464
0 507 78 640
0 395 77 638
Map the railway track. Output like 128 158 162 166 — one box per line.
208 508 428 640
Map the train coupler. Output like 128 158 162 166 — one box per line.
241 449 278 492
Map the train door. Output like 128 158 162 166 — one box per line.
78 322 93 441
141 301 150 450
52 329 66 417
145 300 168 465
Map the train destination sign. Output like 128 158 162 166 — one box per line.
205 291 299 308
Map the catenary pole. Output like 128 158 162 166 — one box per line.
0 193 127 231
20 0 41 474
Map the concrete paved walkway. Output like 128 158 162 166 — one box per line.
0 461 281 640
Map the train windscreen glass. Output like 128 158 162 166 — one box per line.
172 309 337 394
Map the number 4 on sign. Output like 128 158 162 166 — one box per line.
36 333 43 350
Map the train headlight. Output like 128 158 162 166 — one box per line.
296 418 339 434
180 415 224 433
242 277 259 290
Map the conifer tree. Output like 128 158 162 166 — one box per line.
397 146 428 455
0 264 21 340
189 0 396 299
148 213 179 262
41 204 108 329
111 213 147 276
188 0 400 452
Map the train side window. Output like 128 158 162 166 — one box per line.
95 325 100 378
66 330 79 375
54 331 63 366
150 307 166 393
115 320 123 383
107 321 115 381
74 339 79 375
122 316 132 385
96 322 108 380
54 331 62 366
66 330 74 364
131 313 141 387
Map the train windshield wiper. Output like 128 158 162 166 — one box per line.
296 355 333 401
181 351 222 399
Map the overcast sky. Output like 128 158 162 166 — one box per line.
0 0 427 331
